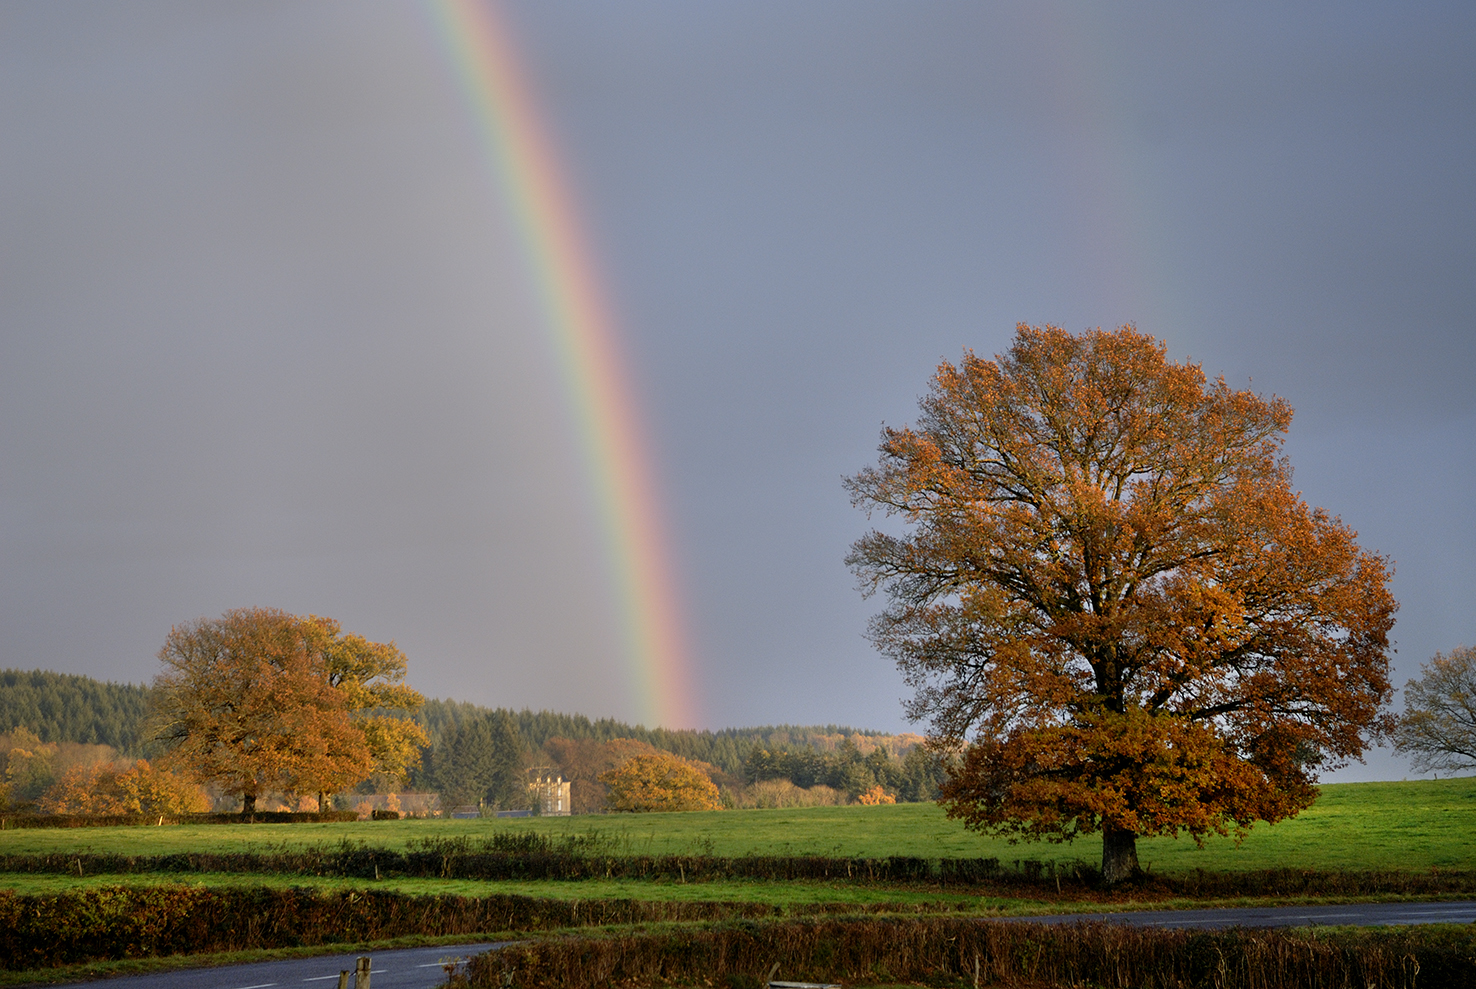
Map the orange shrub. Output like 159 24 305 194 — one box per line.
39 760 209 817
856 785 896 805
599 753 722 812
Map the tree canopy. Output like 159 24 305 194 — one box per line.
600 752 723 812
1394 646 1476 774
311 616 428 785
847 325 1396 881
148 608 422 813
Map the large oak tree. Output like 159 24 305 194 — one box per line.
149 608 422 813
847 325 1396 882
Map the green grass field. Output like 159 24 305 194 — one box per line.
2 778 1472 984
4 777 1473 873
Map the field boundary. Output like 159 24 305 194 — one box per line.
0 885 985 970
5 846 1476 899
458 915 1476 988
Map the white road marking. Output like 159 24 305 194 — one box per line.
230 983 279 989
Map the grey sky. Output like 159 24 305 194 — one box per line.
1 2 1471 782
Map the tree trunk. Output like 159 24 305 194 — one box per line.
241 792 256 816
1101 824 1139 884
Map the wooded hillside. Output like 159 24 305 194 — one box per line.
415 698 917 777
0 670 152 754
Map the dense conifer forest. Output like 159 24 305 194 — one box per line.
0 670 152 754
415 697 906 777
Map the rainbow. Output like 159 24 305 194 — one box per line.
428 0 696 729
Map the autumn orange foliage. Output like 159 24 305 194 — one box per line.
847 325 1396 881
856 785 896 805
149 608 375 813
148 608 428 814
39 759 209 816
599 752 723 812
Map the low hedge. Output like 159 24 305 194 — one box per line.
3 844 1475 900
0 886 735 969
461 915 1476 988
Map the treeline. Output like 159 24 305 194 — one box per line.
0 672 916 778
412 712 948 812
409 701 947 810
414 698 915 777
0 670 151 754
1 670 944 812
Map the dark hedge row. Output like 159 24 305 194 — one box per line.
0 886 943 970
3 843 1475 899
462 915 1476 989
0 811 359 829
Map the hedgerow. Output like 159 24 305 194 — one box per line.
0 886 971 970
3 839 1474 899
460 915 1476 988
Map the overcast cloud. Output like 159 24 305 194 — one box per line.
1 1 1471 782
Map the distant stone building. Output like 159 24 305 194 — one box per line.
531 775 572 816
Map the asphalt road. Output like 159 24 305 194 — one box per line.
44 942 507 989
45 900 1476 988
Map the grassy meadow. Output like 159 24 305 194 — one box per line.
4 777 1473 873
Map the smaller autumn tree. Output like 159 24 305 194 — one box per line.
149 608 374 814
847 324 1397 882
1394 646 1476 774
600 752 722 812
